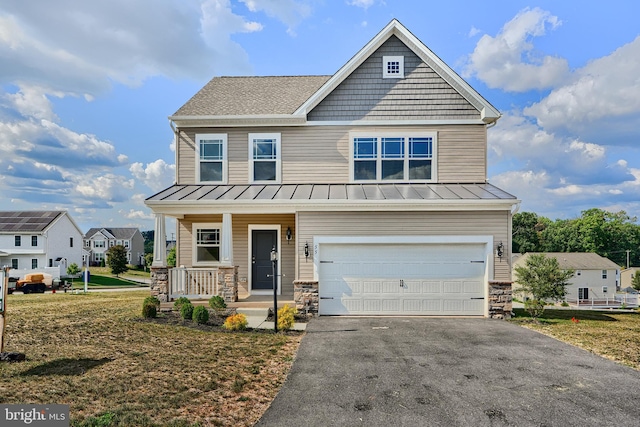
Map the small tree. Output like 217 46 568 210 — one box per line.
144 253 154 272
106 245 128 277
167 246 176 267
514 254 574 318
632 273 640 292
67 263 80 287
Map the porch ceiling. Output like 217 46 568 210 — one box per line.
146 183 517 213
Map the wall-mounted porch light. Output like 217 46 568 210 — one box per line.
286 227 292 244
496 241 504 259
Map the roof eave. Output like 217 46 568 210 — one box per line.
169 114 307 128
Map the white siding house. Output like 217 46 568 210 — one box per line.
0 211 84 278
513 253 620 303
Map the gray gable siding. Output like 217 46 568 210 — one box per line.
307 36 480 121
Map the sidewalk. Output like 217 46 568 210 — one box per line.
236 307 307 331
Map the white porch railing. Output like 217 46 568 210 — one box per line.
169 267 219 299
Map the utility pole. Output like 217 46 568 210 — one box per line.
627 250 631 269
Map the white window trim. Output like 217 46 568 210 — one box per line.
192 223 223 266
196 133 228 184
383 55 404 79
349 131 437 183
249 133 281 184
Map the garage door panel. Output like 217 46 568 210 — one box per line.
318 242 487 316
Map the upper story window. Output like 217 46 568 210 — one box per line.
124 240 130 249
85 240 90 248
249 133 281 183
351 132 436 182
602 270 608 279
15 236 21 247
193 224 222 265
70 237 74 247
31 236 38 246
383 56 404 79
196 133 227 183
94 240 105 248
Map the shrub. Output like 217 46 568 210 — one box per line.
524 299 546 318
193 306 210 324
277 304 296 331
142 302 157 318
209 295 227 311
561 301 569 307
223 313 248 331
180 301 194 320
173 296 191 311
142 296 160 318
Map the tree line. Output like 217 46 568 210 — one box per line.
513 208 640 267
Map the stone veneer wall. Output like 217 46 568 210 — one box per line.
150 266 169 302
294 280 319 316
217 266 238 303
488 281 512 319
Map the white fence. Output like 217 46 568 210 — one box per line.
573 293 638 308
169 267 219 299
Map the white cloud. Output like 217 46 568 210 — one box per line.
240 0 312 34
120 209 154 221
464 7 569 92
130 159 176 192
468 26 481 38
75 173 135 202
347 0 376 10
524 35 640 142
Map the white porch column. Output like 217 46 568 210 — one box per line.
152 213 167 267
221 213 233 265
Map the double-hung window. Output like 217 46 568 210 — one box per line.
249 133 281 183
15 236 21 247
31 236 38 246
193 224 221 265
352 132 436 182
196 133 227 183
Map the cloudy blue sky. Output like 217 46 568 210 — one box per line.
1 0 639 234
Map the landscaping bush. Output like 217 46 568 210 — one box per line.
173 297 190 311
223 313 248 331
277 304 296 331
180 301 194 320
561 301 569 307
142 296 160 318
209 295 227 311
192 306 210 324
142 302 157 319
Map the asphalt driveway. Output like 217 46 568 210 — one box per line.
256 317 640 427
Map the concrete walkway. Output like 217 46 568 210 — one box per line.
256 317 640 427
236 307 306 331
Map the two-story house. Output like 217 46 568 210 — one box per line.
0 210 84 276
83 228 145 267
513 252 620 304
145 20 519 318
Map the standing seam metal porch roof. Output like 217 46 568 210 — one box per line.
146 183 516 203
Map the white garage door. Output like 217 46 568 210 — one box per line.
318 243 487 316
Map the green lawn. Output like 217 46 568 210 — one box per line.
511 308 640 370
68 274 145 289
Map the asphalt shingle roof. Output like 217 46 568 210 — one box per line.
0 211 64 233
515 252 620 270
85 228 139 240
172 75 331 116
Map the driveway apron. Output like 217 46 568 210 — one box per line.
256 317 640 427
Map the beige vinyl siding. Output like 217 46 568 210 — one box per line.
308 36 480 121
177 124 487 185
178 214 296 298
296 210 511 282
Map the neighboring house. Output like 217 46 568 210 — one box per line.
620 267 640 292
145 19 519 317
83 228 145 267
513 253 620 302
0 211 83 277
